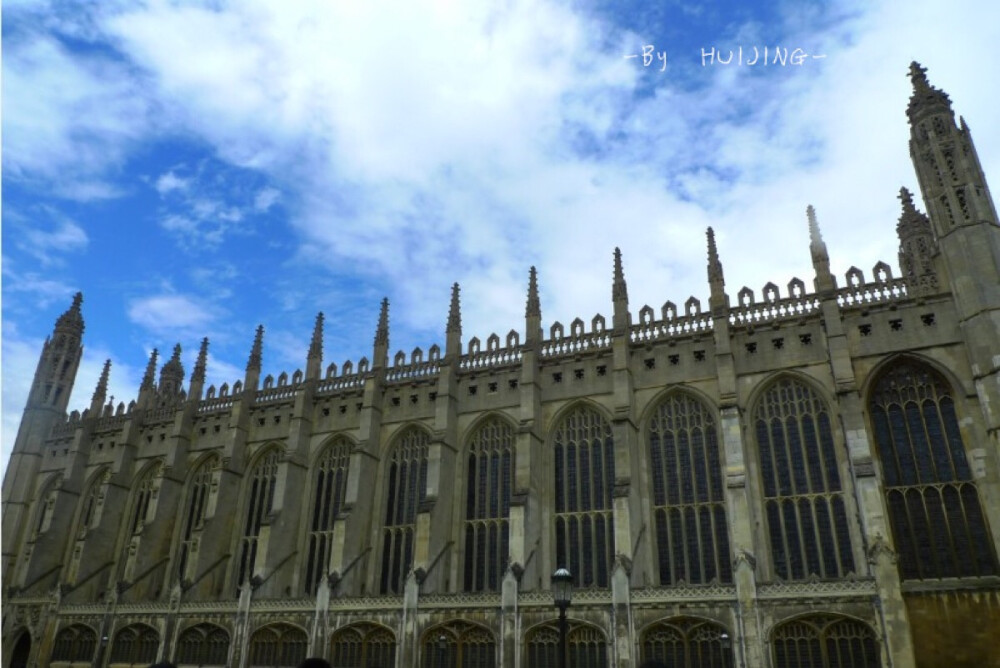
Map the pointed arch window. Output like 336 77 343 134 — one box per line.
248 623 307 668
380 428 429 594
463 418 513 592
754 379 854 580
237 449 280 590
52 624 97 663
870 362 998 579
554 406 615 588
331 623 396 668
176 623 230 666
526 622 607 668
76 472 106 539
305 438 352 594
648 394 732 585
772 615 879 668
128 466 157 535
109 623 159 665
421 621 497 668
178 456 217 582
642 618 734 668
32 476 60 537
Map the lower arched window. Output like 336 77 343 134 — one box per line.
248 623 307 667
176 623 230 666
109 623 159 665
10 630 30 668
51 624 97 663
331 623 396 668
642 618 734 668
772 615 879 668
526 622 607 668
421 621 496 668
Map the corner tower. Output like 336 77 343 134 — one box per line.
907 61 1000 448
2 293 86 579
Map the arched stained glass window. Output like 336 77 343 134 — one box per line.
869 361 998 579
331 623 396 668
649 394 732 585
176 623 230 666
554 405 615 588
772 615 879 668
237 449 280 590
51 624 97 662
464 418 513 592
526 622 607 668
642 618 734 668
178 456 218 582
305 438 352 594
248 623 307 668
109 623 159 665
421 621 497 668
754 379 854 580
380 428 429 594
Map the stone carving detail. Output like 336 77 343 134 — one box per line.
867 533 897 565
733 546 757 573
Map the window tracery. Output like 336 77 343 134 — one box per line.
772 615 878 668
109 623 159 665
51 624 96 663
247 623 307 668
463 418 513 592
237 449 280 590
642 618 734 668
648 394 732 585
176 623 230 666
178 456 217 582
754 379 854 579
380 428 429 594
421 621 496 668
869 361 998 579
526 622 607 668
305 438 352 594
554 405 615 588
330 623 396 668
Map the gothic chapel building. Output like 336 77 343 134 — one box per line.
3 64 1000 668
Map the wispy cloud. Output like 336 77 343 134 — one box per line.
127 293 218 339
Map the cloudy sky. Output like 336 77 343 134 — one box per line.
3 0 998 473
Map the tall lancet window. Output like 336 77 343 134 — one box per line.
380 428 429 594
463 417 513 592
870 361 998 579
128 465 157 535
178 456 218 582
554 405 615 588
237 449 280 590
648 393 732 585
755 379 855 580
304 438 352 594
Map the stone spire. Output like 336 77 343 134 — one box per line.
897 187 938 295
706 228 727 312
525 266 541 344
244 326 264 391
159 344 185 396
808 205 836 292
612 248 629 332
446 283 462 358
907 61 951 122
90 359 111 414
141 348 159 391
189 337 209 400
373 298 389 368
27 292 86 410
307 312 324 380
54 292 85 337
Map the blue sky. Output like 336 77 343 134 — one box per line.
3 0 999 474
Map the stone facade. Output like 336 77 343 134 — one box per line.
3 63 1000 668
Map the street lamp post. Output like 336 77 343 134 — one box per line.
551 568 573 668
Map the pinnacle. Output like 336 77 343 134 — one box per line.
526 266 541 318
447 283 461 333
247 325 264 371
309 312 325 359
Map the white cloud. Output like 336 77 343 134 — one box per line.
155 170 191 195
127 293 218 338
254 187 280 212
